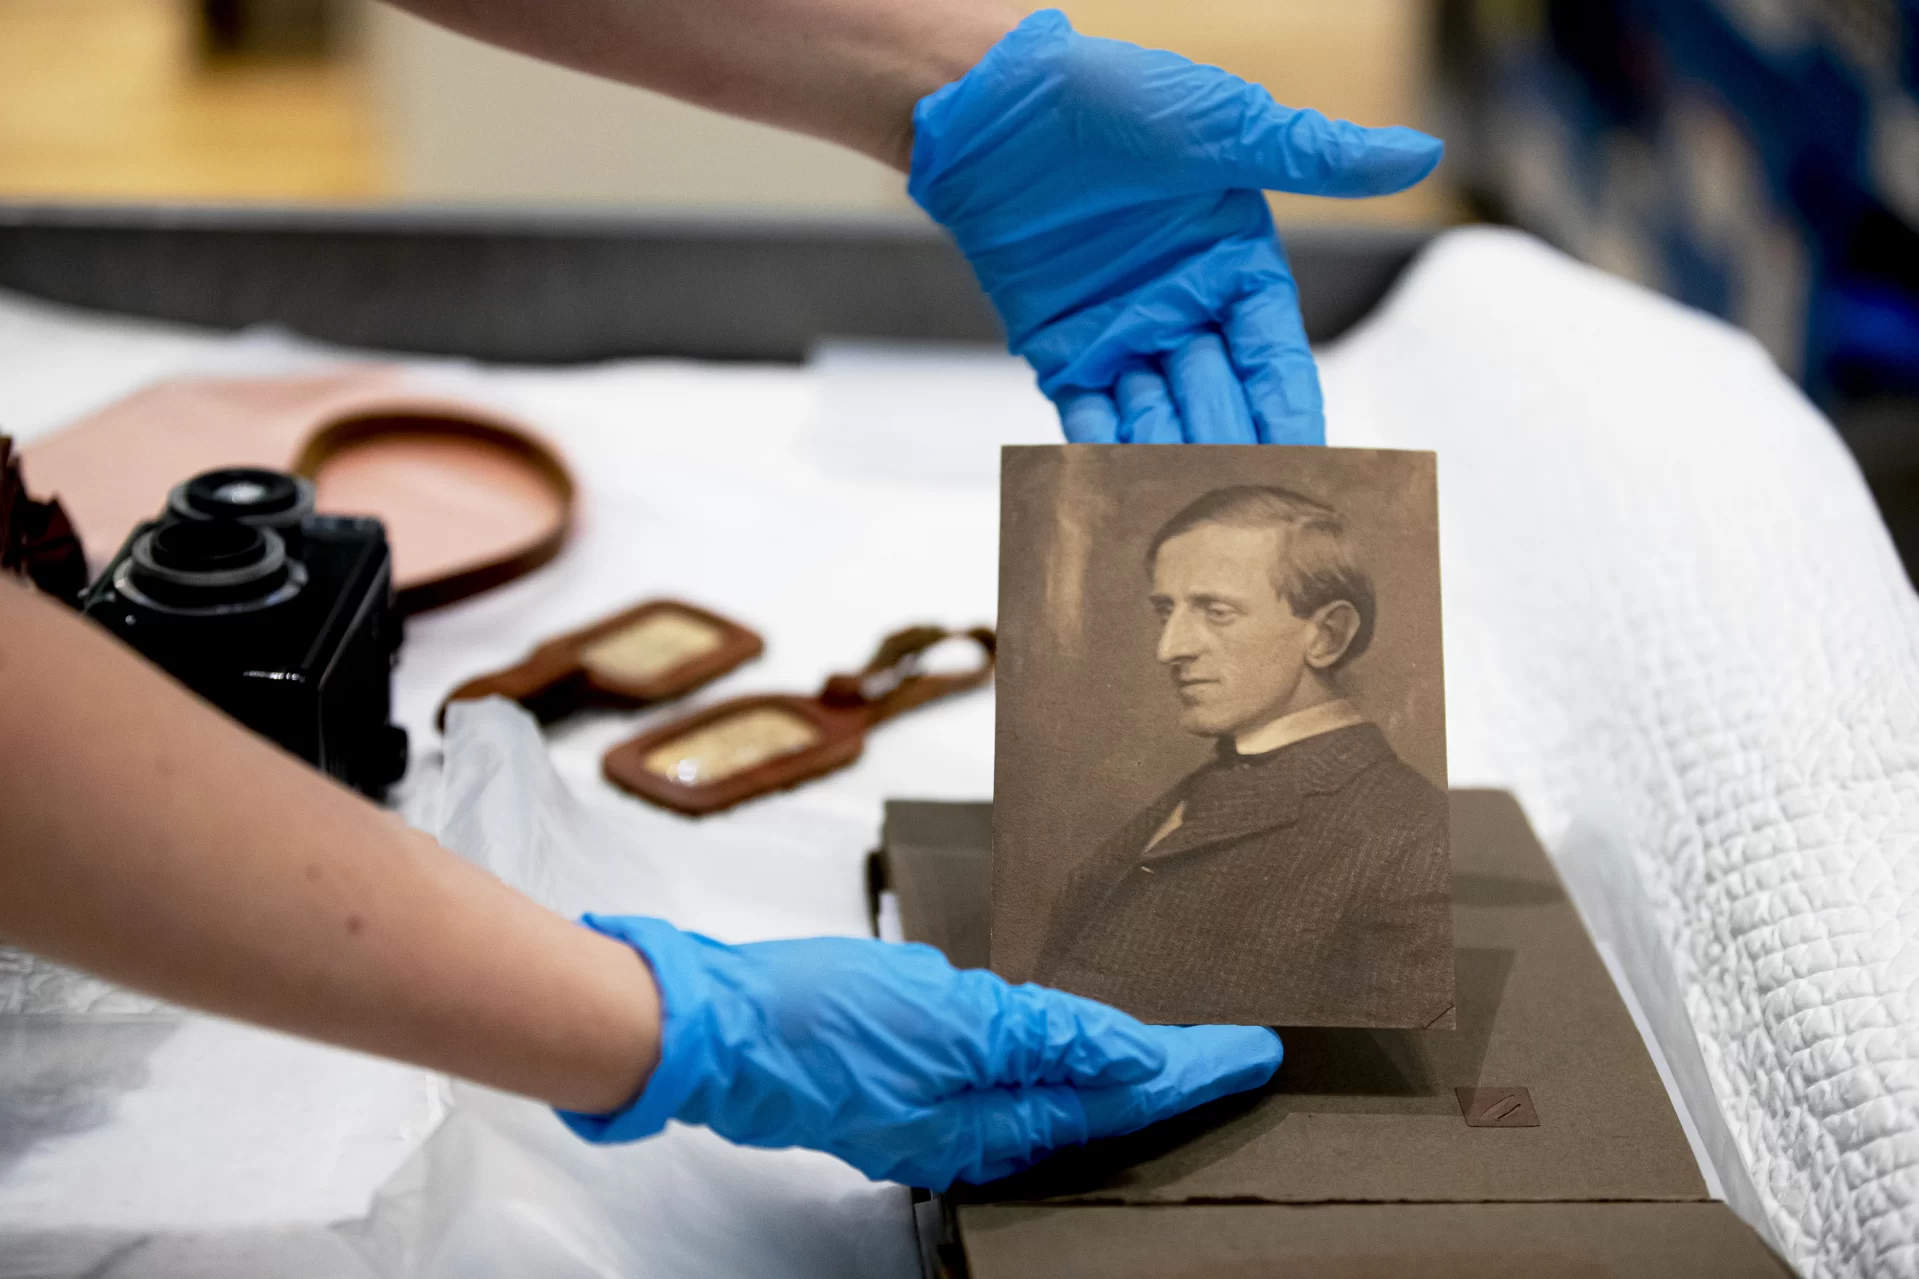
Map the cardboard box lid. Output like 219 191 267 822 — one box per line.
953 1202 1793 1278
883 800 994 971
883 791 1710 1205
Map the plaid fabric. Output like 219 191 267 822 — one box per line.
1029 723 1453 1028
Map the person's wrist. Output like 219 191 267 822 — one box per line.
881 4 1021 171
557 915 718 1143
907 9 1076 220
562 925 664 1115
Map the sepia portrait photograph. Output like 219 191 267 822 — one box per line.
992 446 1452 1029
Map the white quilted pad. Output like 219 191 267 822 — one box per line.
1325 227 1919 1279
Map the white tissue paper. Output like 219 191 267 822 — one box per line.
349 697 919 1279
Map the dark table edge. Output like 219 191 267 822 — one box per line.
0 203 1438 364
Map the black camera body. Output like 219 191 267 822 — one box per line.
81 469 408 798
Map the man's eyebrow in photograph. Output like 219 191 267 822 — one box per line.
1152 591 1252 610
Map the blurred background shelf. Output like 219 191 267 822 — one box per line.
0 0 382 202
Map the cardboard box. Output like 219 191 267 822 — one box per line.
876 791 1794 1276
955 1201 1793 1278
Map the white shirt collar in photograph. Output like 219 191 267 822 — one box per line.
1232 698 1367 757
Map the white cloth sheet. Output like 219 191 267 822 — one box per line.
1 224 1913 1277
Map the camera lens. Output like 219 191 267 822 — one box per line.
149 519 268 573
171 468 315 535
204 475 281 510
124 518 300 611
180 469 303 518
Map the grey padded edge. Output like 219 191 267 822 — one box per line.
0 203 1434 364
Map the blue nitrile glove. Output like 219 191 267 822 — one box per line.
909 10 1444 446
559 915 1283 1189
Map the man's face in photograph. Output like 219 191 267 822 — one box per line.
1150 522 1316 739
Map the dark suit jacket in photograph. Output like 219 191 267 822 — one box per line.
1026 722 1454 1028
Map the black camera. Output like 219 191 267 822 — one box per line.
81 468 408 798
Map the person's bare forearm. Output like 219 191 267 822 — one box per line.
0 578 658 1115
386 0 1020 169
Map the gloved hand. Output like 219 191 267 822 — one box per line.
909 10 1443 446
559 915 1283 1189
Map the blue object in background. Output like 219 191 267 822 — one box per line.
1443 0 1919 404
1827 279 1919 395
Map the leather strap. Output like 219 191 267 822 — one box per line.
440 640 588 727
437 599 764 729
291 411 576 615
819 625 997 726
602 623 996 817
0 436 87 607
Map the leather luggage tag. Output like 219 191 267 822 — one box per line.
603 625 996 817
438 599 763 729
